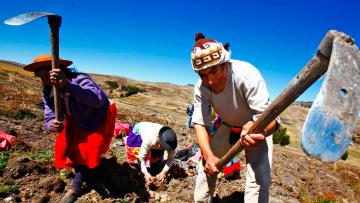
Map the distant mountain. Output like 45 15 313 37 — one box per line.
0 60 24 67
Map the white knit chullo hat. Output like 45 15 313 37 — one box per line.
191 33 231 72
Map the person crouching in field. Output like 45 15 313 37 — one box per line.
122 121 177 184
23 54 117 203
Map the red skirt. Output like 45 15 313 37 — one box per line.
54 103 117 169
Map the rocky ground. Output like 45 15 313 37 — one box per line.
0 60 359 202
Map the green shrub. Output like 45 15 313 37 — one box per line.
105 80 119 89
120 85 144 97
273 125 290 146
341 151 348 160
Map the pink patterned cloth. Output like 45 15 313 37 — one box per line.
0 131 16 150
114 122 130 137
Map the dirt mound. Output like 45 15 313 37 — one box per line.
95 157 149 199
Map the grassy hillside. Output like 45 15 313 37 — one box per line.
0 60 32 77
1 59 358 155
0 61 193 125
1 59 359 202
91 73 193 126
0 60 43 119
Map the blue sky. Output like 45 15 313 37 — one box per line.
1 0 359 101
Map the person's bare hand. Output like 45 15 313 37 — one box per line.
50 119 64 133
156 171 167 182
49 69 67 88
240 121 265 149
144 172 155 184
204 154 219 176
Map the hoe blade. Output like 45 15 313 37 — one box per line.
4 12 56 25
302 38 360 162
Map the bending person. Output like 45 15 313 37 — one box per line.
23 54 117 203
124 121 177 184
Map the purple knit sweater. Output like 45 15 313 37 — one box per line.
42 74 109 132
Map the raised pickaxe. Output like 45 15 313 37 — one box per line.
4 12 63 121
216 30 360 169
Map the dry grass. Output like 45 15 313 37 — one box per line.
0 61 43 119
92 72 193 127
0 60 32 77
329 163 360 200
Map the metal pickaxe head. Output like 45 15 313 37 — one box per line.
4 12 62 69
4 12 63 121
302 33 360 163
4 12 60 26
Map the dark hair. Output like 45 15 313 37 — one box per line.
62 66 79 79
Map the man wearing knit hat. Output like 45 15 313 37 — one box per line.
190 33 279 202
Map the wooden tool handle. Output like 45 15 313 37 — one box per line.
216 53 329 169
214 30 353 169
48 15 62 121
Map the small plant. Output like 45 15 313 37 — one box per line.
0 151 9 175
36 150 54 163
105 80 119 89
273 125 290 146
0 184 18 196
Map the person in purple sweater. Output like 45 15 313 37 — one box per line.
23 54 117 203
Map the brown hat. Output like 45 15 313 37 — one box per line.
23 54 73 72
191 33 231 72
